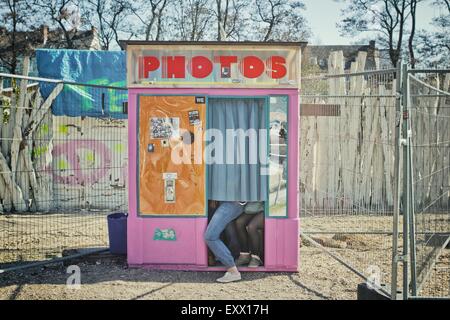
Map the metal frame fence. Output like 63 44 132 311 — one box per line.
0 69 128 272
300 49 450 300
406 69 450 299
300 62 400 299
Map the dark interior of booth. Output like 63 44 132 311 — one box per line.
207 201 266 267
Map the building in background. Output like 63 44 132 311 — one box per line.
0 25 100 76
302 41 388 73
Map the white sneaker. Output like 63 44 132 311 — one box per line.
216 272 242 283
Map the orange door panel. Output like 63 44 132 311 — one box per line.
138 96 206 216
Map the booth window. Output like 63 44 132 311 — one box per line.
268 96 288 218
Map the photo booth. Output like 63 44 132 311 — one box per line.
124 41 304 272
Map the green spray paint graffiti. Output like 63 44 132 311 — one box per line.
65 78 127 114
153 228 177 241
33 146 49 158
39 123 49 136
57 159 68 170
114 143 125 154
58 124 69 135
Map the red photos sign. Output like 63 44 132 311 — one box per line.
139 55 287 80
127 44 300 88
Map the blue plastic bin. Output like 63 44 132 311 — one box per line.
107 212 128 255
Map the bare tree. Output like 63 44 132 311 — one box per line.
408 0 426 68
84 0 131 50
0 0 31 73
33 0 84 49
214 0 247 41
337 0 410 67
440 0 450 11
416 0 450 67
131 0 169 41
253 0 310 42
170 0 213 41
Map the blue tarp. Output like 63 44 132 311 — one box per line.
36 49 127 119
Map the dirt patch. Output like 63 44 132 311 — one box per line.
0 213 108 266
419 250 450 297
331 234 389 251
301 235 347 249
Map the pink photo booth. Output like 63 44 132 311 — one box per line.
123 41 304 272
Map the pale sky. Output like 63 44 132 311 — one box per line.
303 0 442 45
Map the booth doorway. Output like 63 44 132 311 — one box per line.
206 97 269 268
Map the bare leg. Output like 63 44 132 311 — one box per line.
247 212 264 258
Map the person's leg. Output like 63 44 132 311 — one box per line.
204 202 244 271
224 220 241 260
234 213 254 265
258 229 264 261
210 202 236 265
247 213 264 256
235 213 254 253
247 212 264 267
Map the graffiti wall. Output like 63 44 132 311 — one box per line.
50 116 128 210
35 49 128 211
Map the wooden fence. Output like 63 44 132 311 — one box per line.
300 51 450 215
300 51 398 214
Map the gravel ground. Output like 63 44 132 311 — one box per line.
0 246 362 300
0 212 108 265
1 213 448 300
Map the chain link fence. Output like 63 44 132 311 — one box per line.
300 51 400 298
408 71 450 298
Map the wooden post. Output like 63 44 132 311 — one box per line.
444 74 450 207
0 151 25 211
0 57 64 213
11 56 30 174
345 52 366 208
378 84 394 207
0 76 3 213
28 84 63 211
300 109 316 211
0 59 30 212
32 108 53 212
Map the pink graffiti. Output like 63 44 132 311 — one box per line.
48 140 112 186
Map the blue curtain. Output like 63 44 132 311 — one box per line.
207 98 268 202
